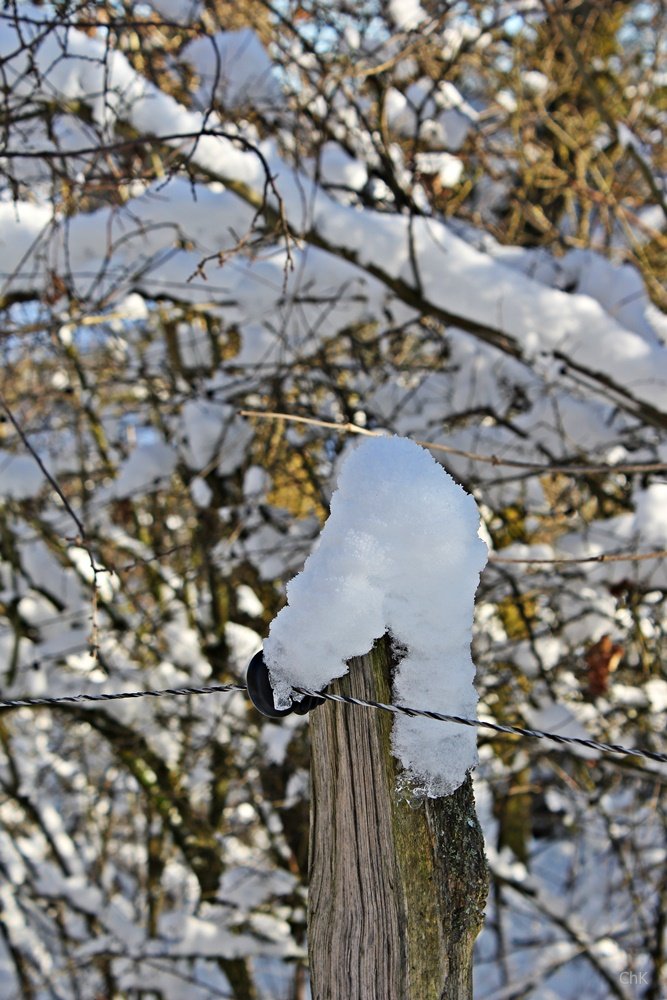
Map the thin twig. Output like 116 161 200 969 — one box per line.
238 408 667 476
0 391 86 538
490 550 667 566
0 391 106 658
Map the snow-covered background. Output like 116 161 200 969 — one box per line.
0 1 664 997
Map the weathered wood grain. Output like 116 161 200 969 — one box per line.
308 635 488 1000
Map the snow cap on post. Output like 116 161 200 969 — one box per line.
264 435 488 797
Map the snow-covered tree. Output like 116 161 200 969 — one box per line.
0 1 664 997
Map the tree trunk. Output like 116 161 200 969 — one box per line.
308 635 488 1000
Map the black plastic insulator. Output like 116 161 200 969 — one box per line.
246 650 292 718
246 649 324 718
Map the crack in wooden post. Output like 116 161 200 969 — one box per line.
308 635 488 999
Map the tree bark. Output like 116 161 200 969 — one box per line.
308 635 488 1000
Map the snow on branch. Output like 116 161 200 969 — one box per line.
264 435 488 797
1 7 665 431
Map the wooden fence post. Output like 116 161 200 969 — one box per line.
308 635 488 1000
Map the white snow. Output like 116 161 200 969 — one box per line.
190 476 213 508
179 402 252 474
218 866 296 912
521 699 601 761
388 0 428 30
316 142 368 191
149 0 202 20
264 435 488 796
415 151 464 186
182 29 280 110
111 441 178 499
521 70 549 96
236 584 264 618
645 678 667 713
558 483 667 588
225 622 262 674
